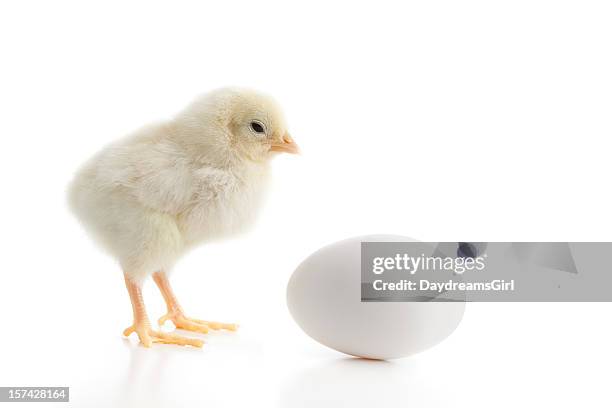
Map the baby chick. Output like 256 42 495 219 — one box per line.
69 88 298 348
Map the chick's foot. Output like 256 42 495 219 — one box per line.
158 312 238 333
123 323 204 348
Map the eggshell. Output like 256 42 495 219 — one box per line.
287 235 465 360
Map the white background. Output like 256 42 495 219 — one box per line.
1 0 611 407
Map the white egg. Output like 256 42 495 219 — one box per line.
286 235 465 360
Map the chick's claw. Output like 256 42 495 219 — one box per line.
123 324 204 348
158 313 238 333
152 331 204 347
191 318 238 331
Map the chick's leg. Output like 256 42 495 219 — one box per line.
122 273 203 348
154 271 238 333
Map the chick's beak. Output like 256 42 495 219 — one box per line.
270 133 300 154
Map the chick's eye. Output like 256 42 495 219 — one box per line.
250 121 265 134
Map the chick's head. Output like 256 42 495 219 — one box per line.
225 89 299 162
180 88 299 163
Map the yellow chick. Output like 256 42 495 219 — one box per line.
69 88 299 347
